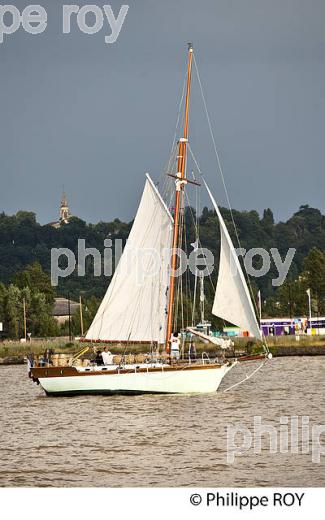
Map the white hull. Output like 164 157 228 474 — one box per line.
37 363 235 395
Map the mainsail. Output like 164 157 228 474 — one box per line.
86 174 173 343
204 180 262 339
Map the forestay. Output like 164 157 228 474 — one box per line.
204 180 262 339
86 174 173 343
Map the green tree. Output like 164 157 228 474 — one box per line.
301 248 325 315
15 211 37 225
261 208 274 236
12 262 55 304
0 283 7 326
28 291 57 337
71 295 100 335
275 279 308 317
6 284 22 338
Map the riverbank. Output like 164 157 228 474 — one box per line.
259 334 325 357
1 335 325 365
0 340 75 365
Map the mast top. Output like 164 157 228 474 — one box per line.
188 42 193 51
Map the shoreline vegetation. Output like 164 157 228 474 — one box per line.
1 213 324 355
1 207 325 333
1 335 325 366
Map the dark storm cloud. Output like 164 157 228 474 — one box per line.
1 0 325 223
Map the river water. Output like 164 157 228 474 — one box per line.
0 357 324 487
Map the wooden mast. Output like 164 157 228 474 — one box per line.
165 43 193 351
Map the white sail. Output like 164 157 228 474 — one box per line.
203 180 261 339
86 174 173 343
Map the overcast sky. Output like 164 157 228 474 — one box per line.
1 0 325 224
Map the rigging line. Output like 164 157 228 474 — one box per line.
149 278 155 344
223 358 270 393
174 275 180 332
188 144 203 181
194 169 200 239
180 263 184 332
185 259 190 327
190 170 200 326
181 182 191 330
193 53 237 230
187 156 203 315
192 54 261 320
163 73 187 180
184 189 216 293
191 269 198 326
183 213 191 328
164 141 178 185
181 181 194 328
183 188 217 335
161 145 178 216
173 188 186 333
174 207 183 333
179 206 185 332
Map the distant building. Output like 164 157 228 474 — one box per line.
222 317 325 337
48 191 71 228
52 297 79 325
260 317 325 336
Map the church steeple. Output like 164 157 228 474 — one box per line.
60 190 70 223
48 190 72 228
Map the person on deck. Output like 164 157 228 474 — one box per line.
101 346 114 365
170 332 180 361
43 348 53 365
95 349 104 365
188 340 196 361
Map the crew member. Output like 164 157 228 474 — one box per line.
188 340 196 361
101 346 114 365
170 332 180 361
95 349 104 365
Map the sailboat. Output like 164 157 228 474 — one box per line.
30 44 267 396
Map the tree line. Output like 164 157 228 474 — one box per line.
0 262 100 339
0 203 324 337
